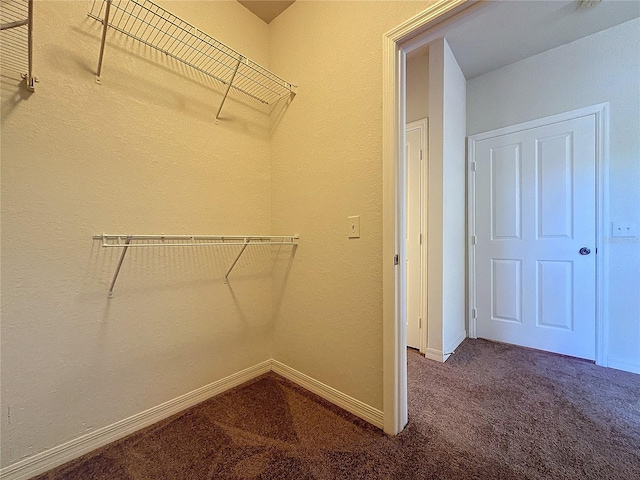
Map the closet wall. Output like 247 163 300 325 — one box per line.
269 0 433 411
1 1 274 466
1 0 439 470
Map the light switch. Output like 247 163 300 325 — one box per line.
348 215 360 238
612 222 637 237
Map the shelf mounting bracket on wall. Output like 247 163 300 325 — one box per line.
88 0 297 117
108 236 132 297
93 234 299 297
224 237 250 284
94 0 112 84
216 55 242 121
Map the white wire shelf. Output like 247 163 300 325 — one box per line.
93 234 299 296
87 0 296 118
1 0 37 90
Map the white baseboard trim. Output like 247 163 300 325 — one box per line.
424 348 445 362
423 331 467 363
1 359 385 480
607 357 640 375
0 361 272 480
444 330 467 361
271 360 384 429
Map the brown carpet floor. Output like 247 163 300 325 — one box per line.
35 339 640 479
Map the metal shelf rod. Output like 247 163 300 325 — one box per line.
94 234 298 245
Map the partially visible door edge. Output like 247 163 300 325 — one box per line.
406 118 428 355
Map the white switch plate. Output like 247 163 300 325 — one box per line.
612 221 637 237
348 215 360 238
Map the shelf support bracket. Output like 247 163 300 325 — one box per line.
1 19 28 30
216 56 242 120
224 237 250 283
108 236 131 298
96 0 112 84
24 0 36 91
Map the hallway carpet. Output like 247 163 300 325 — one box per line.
35 339 640 479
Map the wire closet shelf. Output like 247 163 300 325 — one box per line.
94 234 299 296
1 0 36 91
87 0 296 116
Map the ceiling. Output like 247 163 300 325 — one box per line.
410 0 640 80
237 0 295 24
237 1 640 74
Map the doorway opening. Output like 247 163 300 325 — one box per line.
384 0 620 435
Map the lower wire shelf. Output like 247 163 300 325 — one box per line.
93 234 299 297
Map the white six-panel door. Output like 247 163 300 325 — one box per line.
472 114 597 360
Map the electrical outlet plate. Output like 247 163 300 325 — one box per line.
348 215 360 238
612 221 637 237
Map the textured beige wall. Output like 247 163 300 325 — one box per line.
1 1 275 466
1 0 442 467
269 0 433 410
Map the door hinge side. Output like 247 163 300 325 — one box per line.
471 235 477 245
420 149 423 161
472 308 477 319
394 254 399 266
419 317 422 329
471 161 476 172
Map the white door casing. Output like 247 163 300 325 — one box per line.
384 0 505 436
469 107 607 361
405 119 427 351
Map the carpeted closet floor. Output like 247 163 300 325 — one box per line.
35 339 640 479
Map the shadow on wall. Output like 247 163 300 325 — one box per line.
1 18 296 136
0 76 34 122
269 91 297 136
87 240 298 299
81 239 297 357
67 19 294 138
271 242 298 318
1 18 293 140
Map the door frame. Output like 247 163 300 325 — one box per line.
467 103 610 366
405 118 429 354
382 0 480 435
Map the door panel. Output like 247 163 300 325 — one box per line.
475 115 596 360
491 259 522 324
536 260 573 331
537 133 573 238
491 143 522 240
